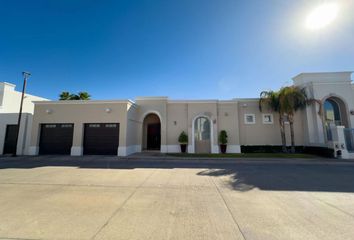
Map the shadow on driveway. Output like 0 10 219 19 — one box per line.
1 155 354 193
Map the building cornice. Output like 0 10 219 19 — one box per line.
33 99 136 105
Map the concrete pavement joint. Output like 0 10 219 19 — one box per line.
313 195 354 219
89 169 158 240
210 177 247 240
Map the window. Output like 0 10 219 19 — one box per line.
105 124 117 128
244 114 256 124
88 124 100 128
61 124 73 128
194 117 210 141
45 124 56 128
324 99 341 126
262 114 273 124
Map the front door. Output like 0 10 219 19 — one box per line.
3 125 18 154
147 123 161 150
194 117 211 153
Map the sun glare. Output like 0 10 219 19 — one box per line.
306 2 339 30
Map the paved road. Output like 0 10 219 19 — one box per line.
0 156 354 240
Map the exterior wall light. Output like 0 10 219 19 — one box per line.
242 103 247 108
174 121 177 125
105 108 112 113
46 109 52 114
350 110 354 115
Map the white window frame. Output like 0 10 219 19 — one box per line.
244 114 256 124
262 114 274 124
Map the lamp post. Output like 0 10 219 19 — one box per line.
13 71 31 157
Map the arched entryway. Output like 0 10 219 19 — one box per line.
323 96 349 140
143 113 161 150
193 116 211 153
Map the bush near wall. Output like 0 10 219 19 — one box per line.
241 145 334 158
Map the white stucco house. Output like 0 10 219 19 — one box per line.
1 71 354 158
0 82 48 155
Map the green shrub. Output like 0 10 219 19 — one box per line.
219 130 228 145
178 131 188 144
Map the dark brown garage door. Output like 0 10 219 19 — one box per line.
84 123 119 155
3 125 19 155
39 124 74 155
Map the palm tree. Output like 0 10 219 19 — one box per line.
77 92 91 100
59 91 72 100
259 90 287 153
278 86 308 153
59 91 91 100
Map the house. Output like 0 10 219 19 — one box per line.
1 72 354 158
0 82 48 155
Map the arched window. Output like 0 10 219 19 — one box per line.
194 116 211 153
194 117 210 141
324 99 341 126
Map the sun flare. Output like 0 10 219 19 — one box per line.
306 2 339 30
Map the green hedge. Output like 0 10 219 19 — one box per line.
241 145 334 158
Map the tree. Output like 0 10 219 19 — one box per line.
77 92 91 100
259 90 287 153
58 91 91 100
59 91 72 100
278 86 308 153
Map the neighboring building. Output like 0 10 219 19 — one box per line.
2 71 354 158
0 82 48 155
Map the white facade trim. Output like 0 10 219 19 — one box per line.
166 144 180 153
70 146 83 156
212 145 219 154
118 145 140 156
226 145 241 153
160 145 167 153
34 100 136 105
28 146 39 155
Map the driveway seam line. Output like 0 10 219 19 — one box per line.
89 169 157 240
313 195 354 219
210 177 247 240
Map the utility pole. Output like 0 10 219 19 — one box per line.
14 71 31 157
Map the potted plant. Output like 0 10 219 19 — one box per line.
219 130 228 154
178 131 188 153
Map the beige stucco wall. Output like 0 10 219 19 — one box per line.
29 101 130 155
126 103 139 146
166 103 188 146
238 100 305 146
217 102 240 146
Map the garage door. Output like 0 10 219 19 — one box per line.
3 125 19 155
84 123 119 155
39 124 74 154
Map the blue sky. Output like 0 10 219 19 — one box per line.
0 0 353 100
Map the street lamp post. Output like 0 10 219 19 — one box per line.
14 71 31 157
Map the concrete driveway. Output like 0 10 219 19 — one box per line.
0 156 354 240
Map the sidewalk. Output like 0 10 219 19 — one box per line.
122 152 354 165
